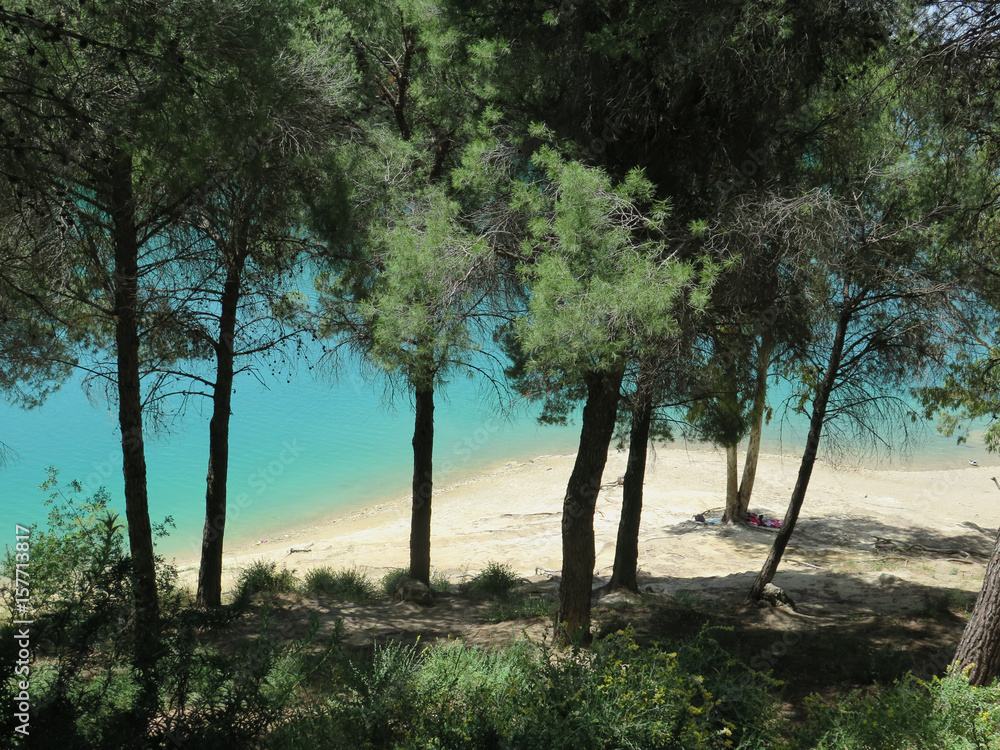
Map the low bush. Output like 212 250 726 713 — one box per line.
0 470 339 749
380 567 411 596
272 627 782 750
794 671 1000 749
304 566 377 601
152 610 341 749
461 561 519 599
0 471 141 746
430 572 453 594
235 560 299 601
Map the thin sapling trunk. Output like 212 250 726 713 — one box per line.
748 311 848 602
608 378 654 592
197 248 246 608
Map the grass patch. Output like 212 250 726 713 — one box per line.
461 561 519 599
380 567 411 597
271 627 783 749
430 573 452 594
461 562 538 621
947 589 978 613
304 566 377 601
479 592 554 623
235 560 298 601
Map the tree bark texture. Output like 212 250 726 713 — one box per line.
723 443 740 523
196 248 246 608
608 381 653 592
737 333 774 518
110 150 160 668
748 311 848 602
952 530 1000 685
556 367 625 644
410 384 434 584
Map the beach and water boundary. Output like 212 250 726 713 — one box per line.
2 356 996 565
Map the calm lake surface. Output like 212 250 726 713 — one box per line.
1 354 583 557
1 356 992 558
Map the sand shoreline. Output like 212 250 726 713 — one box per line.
171 442 1000 606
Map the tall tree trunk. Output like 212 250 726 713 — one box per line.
952 531 1000 685
556 367 624 645
737 333 775 518
196 249 245 608
720 347 744 525
723 443 740 523
410 383 434 585
607 374 654 592
748 311 849 602
110 150 159 668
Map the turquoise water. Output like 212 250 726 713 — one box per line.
1 357 992 559
0 353 582 558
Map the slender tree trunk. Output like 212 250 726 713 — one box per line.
720 346 744 525
738 419 763 517
737 333 774 518
556 367 625 645
196 249 245 608
607 376 653 592
748 311 849 602
723 443 740 523
410 383 434 585
110 150 159 668
952 530 1000 685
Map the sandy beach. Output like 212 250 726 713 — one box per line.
171 443 1000 613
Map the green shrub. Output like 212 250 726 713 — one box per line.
0 470 139 747
303 566 338 594
407 640 536 747
146 607 341 749
501 628 777 750
380 567 410 596
793 672 1000 750
430 572 453 594
234 559 299 602
270 640 534 749
461 561 519 599
672 626 784 737
0 469 350 749
304 566 376 601
271 627 782 750
0 468 132 617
